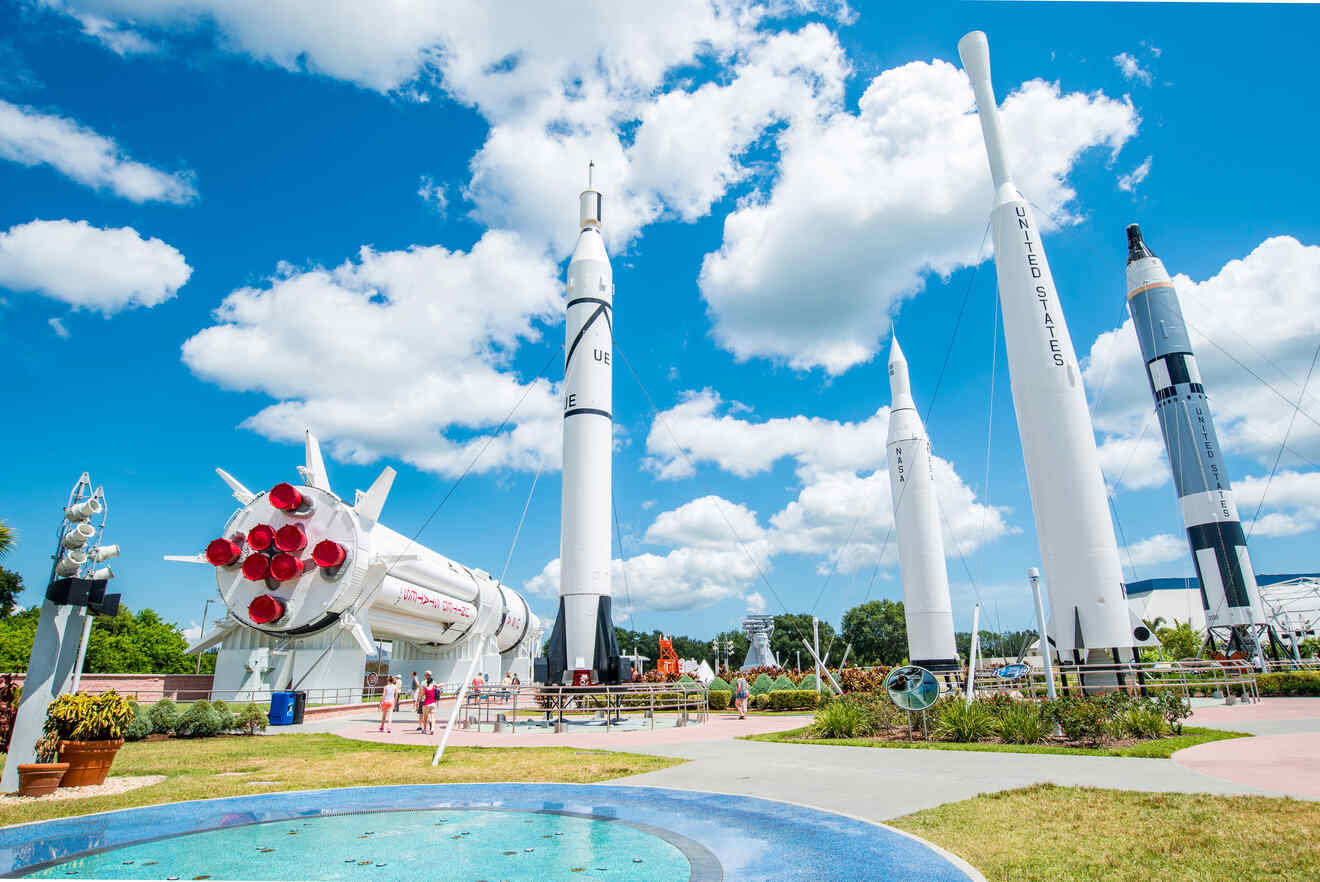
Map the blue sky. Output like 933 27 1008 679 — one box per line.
2 1 1319 644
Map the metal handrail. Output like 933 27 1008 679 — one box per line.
969 658 1259 702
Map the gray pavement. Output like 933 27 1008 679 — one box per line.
610 738 1291 822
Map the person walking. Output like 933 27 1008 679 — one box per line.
411 671 423 731
420 671 439 735
379 675 399 732
734 676 750 719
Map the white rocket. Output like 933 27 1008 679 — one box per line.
886 336 960 671
958 31 1146 658
544 170 622 684
172 432 541 668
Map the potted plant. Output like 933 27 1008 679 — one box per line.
16 729 69 797
46 691 133 787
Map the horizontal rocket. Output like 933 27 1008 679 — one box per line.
1125 224 1267 632
171 431 540 659
959 31 1147 656
886 336 959 671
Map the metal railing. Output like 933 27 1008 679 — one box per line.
444 681 709 734
969 658 1259 702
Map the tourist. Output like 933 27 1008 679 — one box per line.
421 671 439 734
412 671 423 731
511 673 520 687
503 670 514 688
379 675 398 733
734 676 750 719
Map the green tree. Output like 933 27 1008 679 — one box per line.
770 613 837 668
0 607 40 670
0 567 24 618
0 519 14 559
841 600 907 665
1156 620 1201 661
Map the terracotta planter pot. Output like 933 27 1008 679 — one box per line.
57 739 124 787
17 762 69 797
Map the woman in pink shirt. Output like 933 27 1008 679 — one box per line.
421 671 439 734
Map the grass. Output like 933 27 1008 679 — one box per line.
741 726 1249 758
890 783 1320 881
0 734 680 828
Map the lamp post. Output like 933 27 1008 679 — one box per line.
196 598 219 675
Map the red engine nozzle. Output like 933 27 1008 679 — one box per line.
247 524 276 552
241 554 270 581
269 482 303 511
205 538 242 567
311 539 347 568
274 523 307 552
248 594 285 625
270 553 305 582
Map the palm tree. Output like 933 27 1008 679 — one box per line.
0 519 13 560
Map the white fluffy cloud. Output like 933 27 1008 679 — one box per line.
1235 471 1320 538
1113 52 1152 85
0 219 191 312
0 99 195 203
1118 155 1152 193
644 495 766 549
1123 533 1186 568
1096 431 1169 492
181 231 563 475
698 61 1138 373
1084 237 1320 480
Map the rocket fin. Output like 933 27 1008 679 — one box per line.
164 553 210 564
304 430 332 493
1129 607 1160 646
354 466 396 528
1073 608 1086 650
216 468 256 505
187 619 237 654
341 612 377 656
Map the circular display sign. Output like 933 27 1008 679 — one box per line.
884 665 940 711
995 663 1031 681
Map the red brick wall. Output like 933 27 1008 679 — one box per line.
5 673 215 702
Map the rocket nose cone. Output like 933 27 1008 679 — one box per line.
888 333 905 366
1126 223 1156 264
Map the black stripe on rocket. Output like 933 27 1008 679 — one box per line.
564 300 613 420
1146 351 1205 400
1187 522 1253 611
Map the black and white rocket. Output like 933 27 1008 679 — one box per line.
1125 224 1267 643
543 170 622 684
886 336 960 671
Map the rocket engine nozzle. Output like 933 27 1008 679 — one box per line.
247 524 276 552
274 523 307 552
248 594 285 625
269 482 304 511
269 553 304 581
311 539 346 568
241 554 270 581
206 538 242 567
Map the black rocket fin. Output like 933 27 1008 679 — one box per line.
1073 607 1086 650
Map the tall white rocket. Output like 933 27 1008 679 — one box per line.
546 170 621 683
958 31 1140 658
886 336 960 670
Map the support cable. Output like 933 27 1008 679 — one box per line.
1248 339 1320 539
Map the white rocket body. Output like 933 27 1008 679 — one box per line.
958 31 1140 655
552 186 619 681
181 436 540 664
885 337 960 670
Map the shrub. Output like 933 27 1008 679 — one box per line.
708 690 732 710
796 673 818 692
124 701 153 742
708 676 731 693
767 689 819 711
176 700 225 738
1110 706 1168 740
148 698 181 735
677 674 695 684
750 673 774 696
46 691 134 741
754 693 772 710
236 702 268 735
814 699 868 738
210 699 236 732
838 666 891 694
1152 690 1192 734
771 674 795 692
1048 698 1109 746
995 701 1050 744
935 700 995 742
1256 671 1320 697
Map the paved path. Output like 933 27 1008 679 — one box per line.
1187 696 1320 735
1173 733 1320 799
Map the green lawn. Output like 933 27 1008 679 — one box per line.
891 783 1320 881
0 734 681 828
741 726 1249 758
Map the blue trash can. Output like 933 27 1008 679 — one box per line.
269 691 297 726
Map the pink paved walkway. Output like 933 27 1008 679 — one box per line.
1188 696 1320 725
1173 733 1320 799
331 711 812 750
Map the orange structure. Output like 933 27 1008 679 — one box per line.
657 635 680 676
